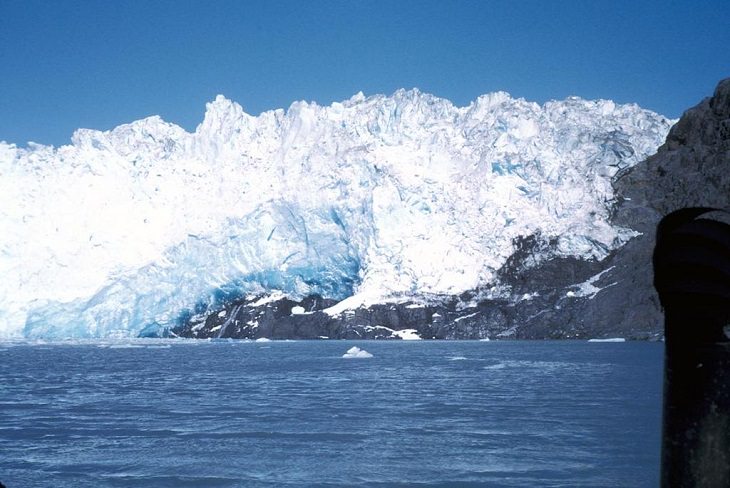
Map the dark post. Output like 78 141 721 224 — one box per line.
654 208 730 487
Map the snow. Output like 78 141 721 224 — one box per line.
362 324 421 340
342 346 373 358
291 306 306 315
322 291 395 317
248 291 287 308
588 338 626 342
0 89 672 338
453 312 479 323
567 267 617 299
392 329 422 340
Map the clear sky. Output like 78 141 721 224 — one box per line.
1 0 728 147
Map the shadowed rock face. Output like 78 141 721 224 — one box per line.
174 79 730 341
606 78 730 337
616 78 730 231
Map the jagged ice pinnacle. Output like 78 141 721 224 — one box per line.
0 89 673 338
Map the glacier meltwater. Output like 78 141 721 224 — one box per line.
0 90 673 338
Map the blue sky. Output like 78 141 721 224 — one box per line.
1 0 728 146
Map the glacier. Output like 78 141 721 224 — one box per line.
0 89 673 338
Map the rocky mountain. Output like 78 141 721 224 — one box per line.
1 83 698 339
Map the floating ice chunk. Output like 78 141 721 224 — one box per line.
255 337 271 342
393 329 421 340
342 346 373 358
588 338 626 342
291 306 305 315
479 337 491 342
448 356 467 361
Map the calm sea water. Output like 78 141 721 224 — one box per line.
0 340 662 487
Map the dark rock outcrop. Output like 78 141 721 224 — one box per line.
609 78 730 336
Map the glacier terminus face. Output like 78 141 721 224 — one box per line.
0 89 673 338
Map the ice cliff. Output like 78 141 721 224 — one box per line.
0 89 672 338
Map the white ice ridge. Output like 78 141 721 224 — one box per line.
0 89 673 338
342 346 373 358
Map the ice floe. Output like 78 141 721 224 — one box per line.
342 346 373 358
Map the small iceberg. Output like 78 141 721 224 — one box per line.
342 346 373 358
588 338 626 343
255 337 272 342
